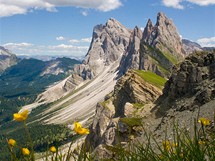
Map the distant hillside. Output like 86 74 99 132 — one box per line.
0 46 19 72
0 57 80 124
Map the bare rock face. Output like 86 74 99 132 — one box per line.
85 70 162 158
162 51 215 111
142 12 185 59
119 26 142 74
0 46 18 72
182 39 203 55
113 70 162 117
119 12 186 78
139 12 185 77
63 73 84 92
80 18 131 77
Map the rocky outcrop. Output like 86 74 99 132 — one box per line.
79 18 131 78
119 26 142 74
113 70 162 117
161 51 215 111
85 70 163 159
182 39 203 55
0 46 18 72
142 51 215 144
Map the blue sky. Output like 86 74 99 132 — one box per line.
0 0 214 57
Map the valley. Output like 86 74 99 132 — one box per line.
0 10 214 161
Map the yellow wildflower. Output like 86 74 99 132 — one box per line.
172 142 178 147
22 148 30 156
162 140 171 151
74 122 90 135
180 153 184 158
198 140 206 145
13 110 29 122
158 154 163 159
50 146 57 153
198 118 210 126
8 139 16 147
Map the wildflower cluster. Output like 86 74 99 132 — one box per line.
7 109 90 161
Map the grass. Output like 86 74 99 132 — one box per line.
132 103 144 109
119 117 142 127
99 117 215 161
4 106 215 161
134 70 167 89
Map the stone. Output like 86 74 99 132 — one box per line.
0 46 18 72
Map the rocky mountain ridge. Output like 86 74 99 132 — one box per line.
75 18 131 79
0 46 18 72
120 12 185 78
85 70 165 158
85 50 215 160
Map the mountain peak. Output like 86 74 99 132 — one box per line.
143 12 185 58
106 17 125 29
80 18 131 77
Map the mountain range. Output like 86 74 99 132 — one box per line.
0 12 214 160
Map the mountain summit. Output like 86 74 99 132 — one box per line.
120 12 186 77
143 12 185 58
80 18 131 77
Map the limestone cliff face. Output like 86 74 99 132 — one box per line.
142 12 185 59
144 51 215 143
113 70 162 117
79 18 131 78
139 12 185 77
162 51 215 110
182 39 203 55
119 26 142 74
0 46 18 72
85 70 162 159
119 12 185 77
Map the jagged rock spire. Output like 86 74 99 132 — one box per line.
81 18 131 77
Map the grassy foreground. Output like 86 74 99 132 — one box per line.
4 107 215 161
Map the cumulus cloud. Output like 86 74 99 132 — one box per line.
2 42 89 56
140 27 145 31
162 0 215 9
81 37 92 43
69 39 80 43
3 42 33 48
197 36 215 47
81 11 88 16
187 0 215 6
0 0 122 17
162 0 184 9
56 36 65 41
68 37 92 43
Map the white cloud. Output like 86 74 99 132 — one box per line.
82 11 88 16
56 36 65 41
81 37 92 43
187 0 215 6
69 39 80 43
162 0 215 9
140 27 145 31
162 0 184 9
3 42 33 49
68 37 92 43
0 0 122 17
3 42 89 56
197 36 215 47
